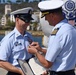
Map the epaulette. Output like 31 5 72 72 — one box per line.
8 32 15 38
51 28 59 35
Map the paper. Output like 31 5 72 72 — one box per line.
18 59 34 75
18 57 46 75
28 57 46 75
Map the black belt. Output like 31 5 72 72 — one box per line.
49 69 75 75
7 71 21 75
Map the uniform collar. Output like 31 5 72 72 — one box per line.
53 19 68 30
14 27 29 38
14 28 21 38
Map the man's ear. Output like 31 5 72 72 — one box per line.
16 17 20 25
16 17 19 22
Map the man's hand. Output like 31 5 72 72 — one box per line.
19 69 24 75
30 42 42 52
28 45 38 54
42 70 49 75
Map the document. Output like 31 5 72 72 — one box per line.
18 57 46 75
18 59 34 75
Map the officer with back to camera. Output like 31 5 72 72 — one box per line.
28 0 76 75
0 7 34 75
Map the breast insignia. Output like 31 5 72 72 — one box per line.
51 28 59 35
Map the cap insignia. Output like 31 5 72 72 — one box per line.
41 12 49 17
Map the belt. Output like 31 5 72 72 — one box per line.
49 69 75 75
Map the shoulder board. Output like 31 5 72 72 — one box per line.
51 28 59 35
8 31 15 38
0 31 15 44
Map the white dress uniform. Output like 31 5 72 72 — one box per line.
0 7 34 71
38 0 76 75
45 19 76 72
0 27 33 68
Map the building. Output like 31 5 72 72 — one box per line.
5 4 11 15
1 15 6 26
0 4 11 26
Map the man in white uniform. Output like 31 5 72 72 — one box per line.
28 0 76 75
0 7 34 75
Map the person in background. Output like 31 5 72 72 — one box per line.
28 0 76 75
0 7 34 75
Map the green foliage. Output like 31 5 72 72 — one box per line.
6 19 15 30
0 1 39 31
0 2 38 15
32 22 38 31
6 14 10 19
16 0 22 3
7 0 12 3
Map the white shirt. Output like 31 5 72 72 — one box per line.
0 28 33 68
45 19 76 71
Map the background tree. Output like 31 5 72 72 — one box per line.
6 19 15 30
16 0 22 3
32 22 38 31
7 0 12 3
25 0 28 2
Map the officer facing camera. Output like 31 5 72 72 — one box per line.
0 7 34 75
28 0 76 75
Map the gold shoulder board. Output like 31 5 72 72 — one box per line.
51 28 59 35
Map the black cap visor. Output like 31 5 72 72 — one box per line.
15 14 34 23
